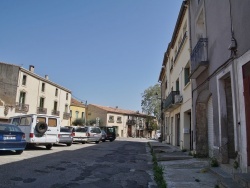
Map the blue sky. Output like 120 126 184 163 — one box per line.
0 0 182 112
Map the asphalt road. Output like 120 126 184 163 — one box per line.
0 138 156 188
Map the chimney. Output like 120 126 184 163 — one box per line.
116 106 118 109
29 65 34 72
45 75 49 80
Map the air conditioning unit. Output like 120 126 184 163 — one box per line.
174 95 183 104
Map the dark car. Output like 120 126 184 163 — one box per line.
102 126 116 142
58 126 73 146
101 130 107 142
0 123 27 154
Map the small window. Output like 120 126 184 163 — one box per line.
117 116 122 123
53 101 58 111
55 88 58 97
75 111 79 118
176 79 179 91
20 117 32 126
37 117 46 123
39 97 45 108
22 75 27 85
70 110 72 117
19 91 26 104
48 118 57 127
12 118 20 125
41 83 45 92
108 115 114 122
184 67 190 85
66 93 68 100
65 104 68 112
82 112 85 118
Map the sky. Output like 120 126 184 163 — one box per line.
0 0 182 112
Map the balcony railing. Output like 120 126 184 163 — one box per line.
15 103 29 113
174 31 187 63
51 110 60 116
190 38 208 78
63 112 70 120
37 107 47 114
126 119 136 125
163 91 180 111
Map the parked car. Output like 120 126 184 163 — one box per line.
0 123 27 154
70 126 102 144
58 126 73 146
101 130 107 142
10 114 61 150
155 130 161 140
102 126 116 142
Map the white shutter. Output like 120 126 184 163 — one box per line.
207 97 214 157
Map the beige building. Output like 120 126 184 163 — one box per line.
70 98 86 125
158 1 192 150
0 62 71 125
87 104 156 138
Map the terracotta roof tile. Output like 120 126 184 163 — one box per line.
71 98 86 108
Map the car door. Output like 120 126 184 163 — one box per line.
45 117 59 143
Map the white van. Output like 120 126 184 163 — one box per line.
9 114 60 149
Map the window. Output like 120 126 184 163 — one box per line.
41 83 45 92
48 118 57 127
184 67 190 85
165 80 168 89
70 110 72 117
117 116 122 123
55 88 58 97
108 115 114 123
176 79 179 91
75 111 79 118
19 91 26 104
53 101 58 111
22 75 27 85
82 112 85 118
65 104 68 112
39 97 45 108
170 58 174 71
183 21 187 35
66 93 68 100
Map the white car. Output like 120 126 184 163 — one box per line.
10 114 60 150
155 130 161 140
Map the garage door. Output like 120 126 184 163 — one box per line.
207 96 214 157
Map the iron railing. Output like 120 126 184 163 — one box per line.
163 91 180 110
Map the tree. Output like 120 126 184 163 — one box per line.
141 84 161 121
72 118 85 126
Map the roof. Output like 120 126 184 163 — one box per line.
71 98 86 108
88 104 154 118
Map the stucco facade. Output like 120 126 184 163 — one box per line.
70 98 86 125
0 62 71 126
189 0 250 172
87 104 156 138
159 0 192 150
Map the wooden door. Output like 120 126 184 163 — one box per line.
243 62 250 165
127 125 132 137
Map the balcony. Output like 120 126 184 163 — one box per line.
51 110 60 116
15 103 29 113
63 112 70 120
190 38 208 79
126 119 136 125
37 107 47 114
163 91 182 112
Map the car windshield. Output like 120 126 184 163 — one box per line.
0 124 22 132
107 127 115 133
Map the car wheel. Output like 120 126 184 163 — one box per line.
66 143 72 146
35 122 48 134
15 150 23 155
110 139 114 142
46 144 53 150
102 139 106 142
95 141 100 144
82 141 86 144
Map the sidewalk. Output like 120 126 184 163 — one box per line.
149 141 218 188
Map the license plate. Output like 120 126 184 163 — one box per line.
3 136 16 140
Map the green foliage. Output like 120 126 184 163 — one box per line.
72 118 85 126
141 84 161 120
210 157 219 167
86 119 96 126
148 142 167 188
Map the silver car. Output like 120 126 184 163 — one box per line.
71 126 102 144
